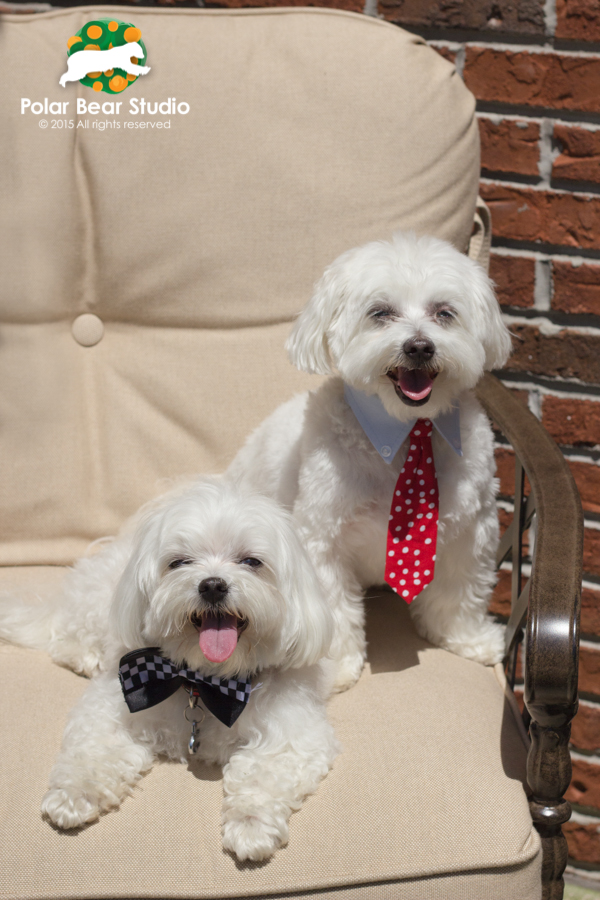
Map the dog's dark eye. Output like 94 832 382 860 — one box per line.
435 308 455 322
368 305 395 322
168 558 193 570
239 557 263 568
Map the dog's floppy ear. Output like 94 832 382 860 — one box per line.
110 511 161 649
272 517 333 669
468 261 513 371
286 261 350 375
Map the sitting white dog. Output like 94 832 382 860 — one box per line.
0 479 338 861
228 232 513 691
59 41 150 87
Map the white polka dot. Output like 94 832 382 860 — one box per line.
425 538 432 544
406 535 412 541
388 550 395 556
395 490 401 496
414 549 420 555
395 526 402 531
419 491 425 497
417 469 423 475
424 570 430 576
402 590 409 598
408 455 413 461
428 503 435 509
406 479 411 485
419 480 425 486
427 431 432 436
402 547 409 553
389 571 395 578
417 513 423 519
426 457 432 464
395 505 402 511
420 525 426 531
414 430 421 436
408 489 414 494
408 508 413 514
432 554 437 560
419 499 425 504
393 587 398 593
430 489 435 495
400 579 406 585
410 444 416 450
403 568 408 574
393 537 399 544
414 560 420 567
401 467 405 474
426 512 433 519
405 499 411 505
414 578 421 585
389 515 393 520
408 521 414 527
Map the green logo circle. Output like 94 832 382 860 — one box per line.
66 19 148 95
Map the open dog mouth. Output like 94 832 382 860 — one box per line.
387 366 439 406
189 611 248 664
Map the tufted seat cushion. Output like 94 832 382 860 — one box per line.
0 568 540 900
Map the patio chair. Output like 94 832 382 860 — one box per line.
0 5 582 899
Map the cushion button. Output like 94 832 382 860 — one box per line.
72 314 104 347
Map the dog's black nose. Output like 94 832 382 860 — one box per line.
403 337 435 365
198 577 229 604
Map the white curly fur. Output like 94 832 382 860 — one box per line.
0 478 339 861
228 232 513 691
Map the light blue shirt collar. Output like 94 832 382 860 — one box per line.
343 383 462 464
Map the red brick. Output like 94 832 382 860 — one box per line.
464 47 600 115
552 259 600 317
490 253 535 308
564 820 600 864
496 447 517 496
479 118 540 178
431 45 457 65
506 323 600 383
584 527 600 578
553 125 600 186
577 644 600 695
568 460 600 514
542 396 600 446
481 183 600 250
556 0 600 43
378 0 545 34
571 703 600 754
567 757 600 810
582 588 600 637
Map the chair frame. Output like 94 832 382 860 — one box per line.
477 373 583 900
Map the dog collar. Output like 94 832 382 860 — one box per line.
343 383 462 464
118 647 254 728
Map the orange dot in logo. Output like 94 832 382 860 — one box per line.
108 21 119 32
93 82 103 92
109 75 128 92
124 27 142 42
88 71 102 79
127 74 137 82
104 69 114 77
130 57 138 64
84 44 100 51
67 35 82 49
86 25 103 39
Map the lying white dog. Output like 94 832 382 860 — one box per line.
59 41 150 87
229 232 512 691
0 479 338 861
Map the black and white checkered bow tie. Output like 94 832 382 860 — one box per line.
118 647 253 728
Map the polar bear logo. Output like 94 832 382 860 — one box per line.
59 41 150 88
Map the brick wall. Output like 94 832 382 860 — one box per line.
8 0 600 881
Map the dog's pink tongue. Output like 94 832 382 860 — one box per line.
399 369 434 401
198 613 239 663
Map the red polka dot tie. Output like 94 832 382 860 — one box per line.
385 419 438 604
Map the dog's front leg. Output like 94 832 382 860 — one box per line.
221 671 339 861
42 673 154 829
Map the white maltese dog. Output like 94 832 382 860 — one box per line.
0 478 338 861
229 232 513 691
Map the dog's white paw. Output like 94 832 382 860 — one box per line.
222 808 287 861
331 651 365 693
444 619 506 666
41 787 99 830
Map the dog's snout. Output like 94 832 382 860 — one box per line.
198 577 229 604
403 337 435 365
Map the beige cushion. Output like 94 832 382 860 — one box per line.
0 568 540 899
0 5 480 565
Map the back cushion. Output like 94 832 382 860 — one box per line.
0 6 480 564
